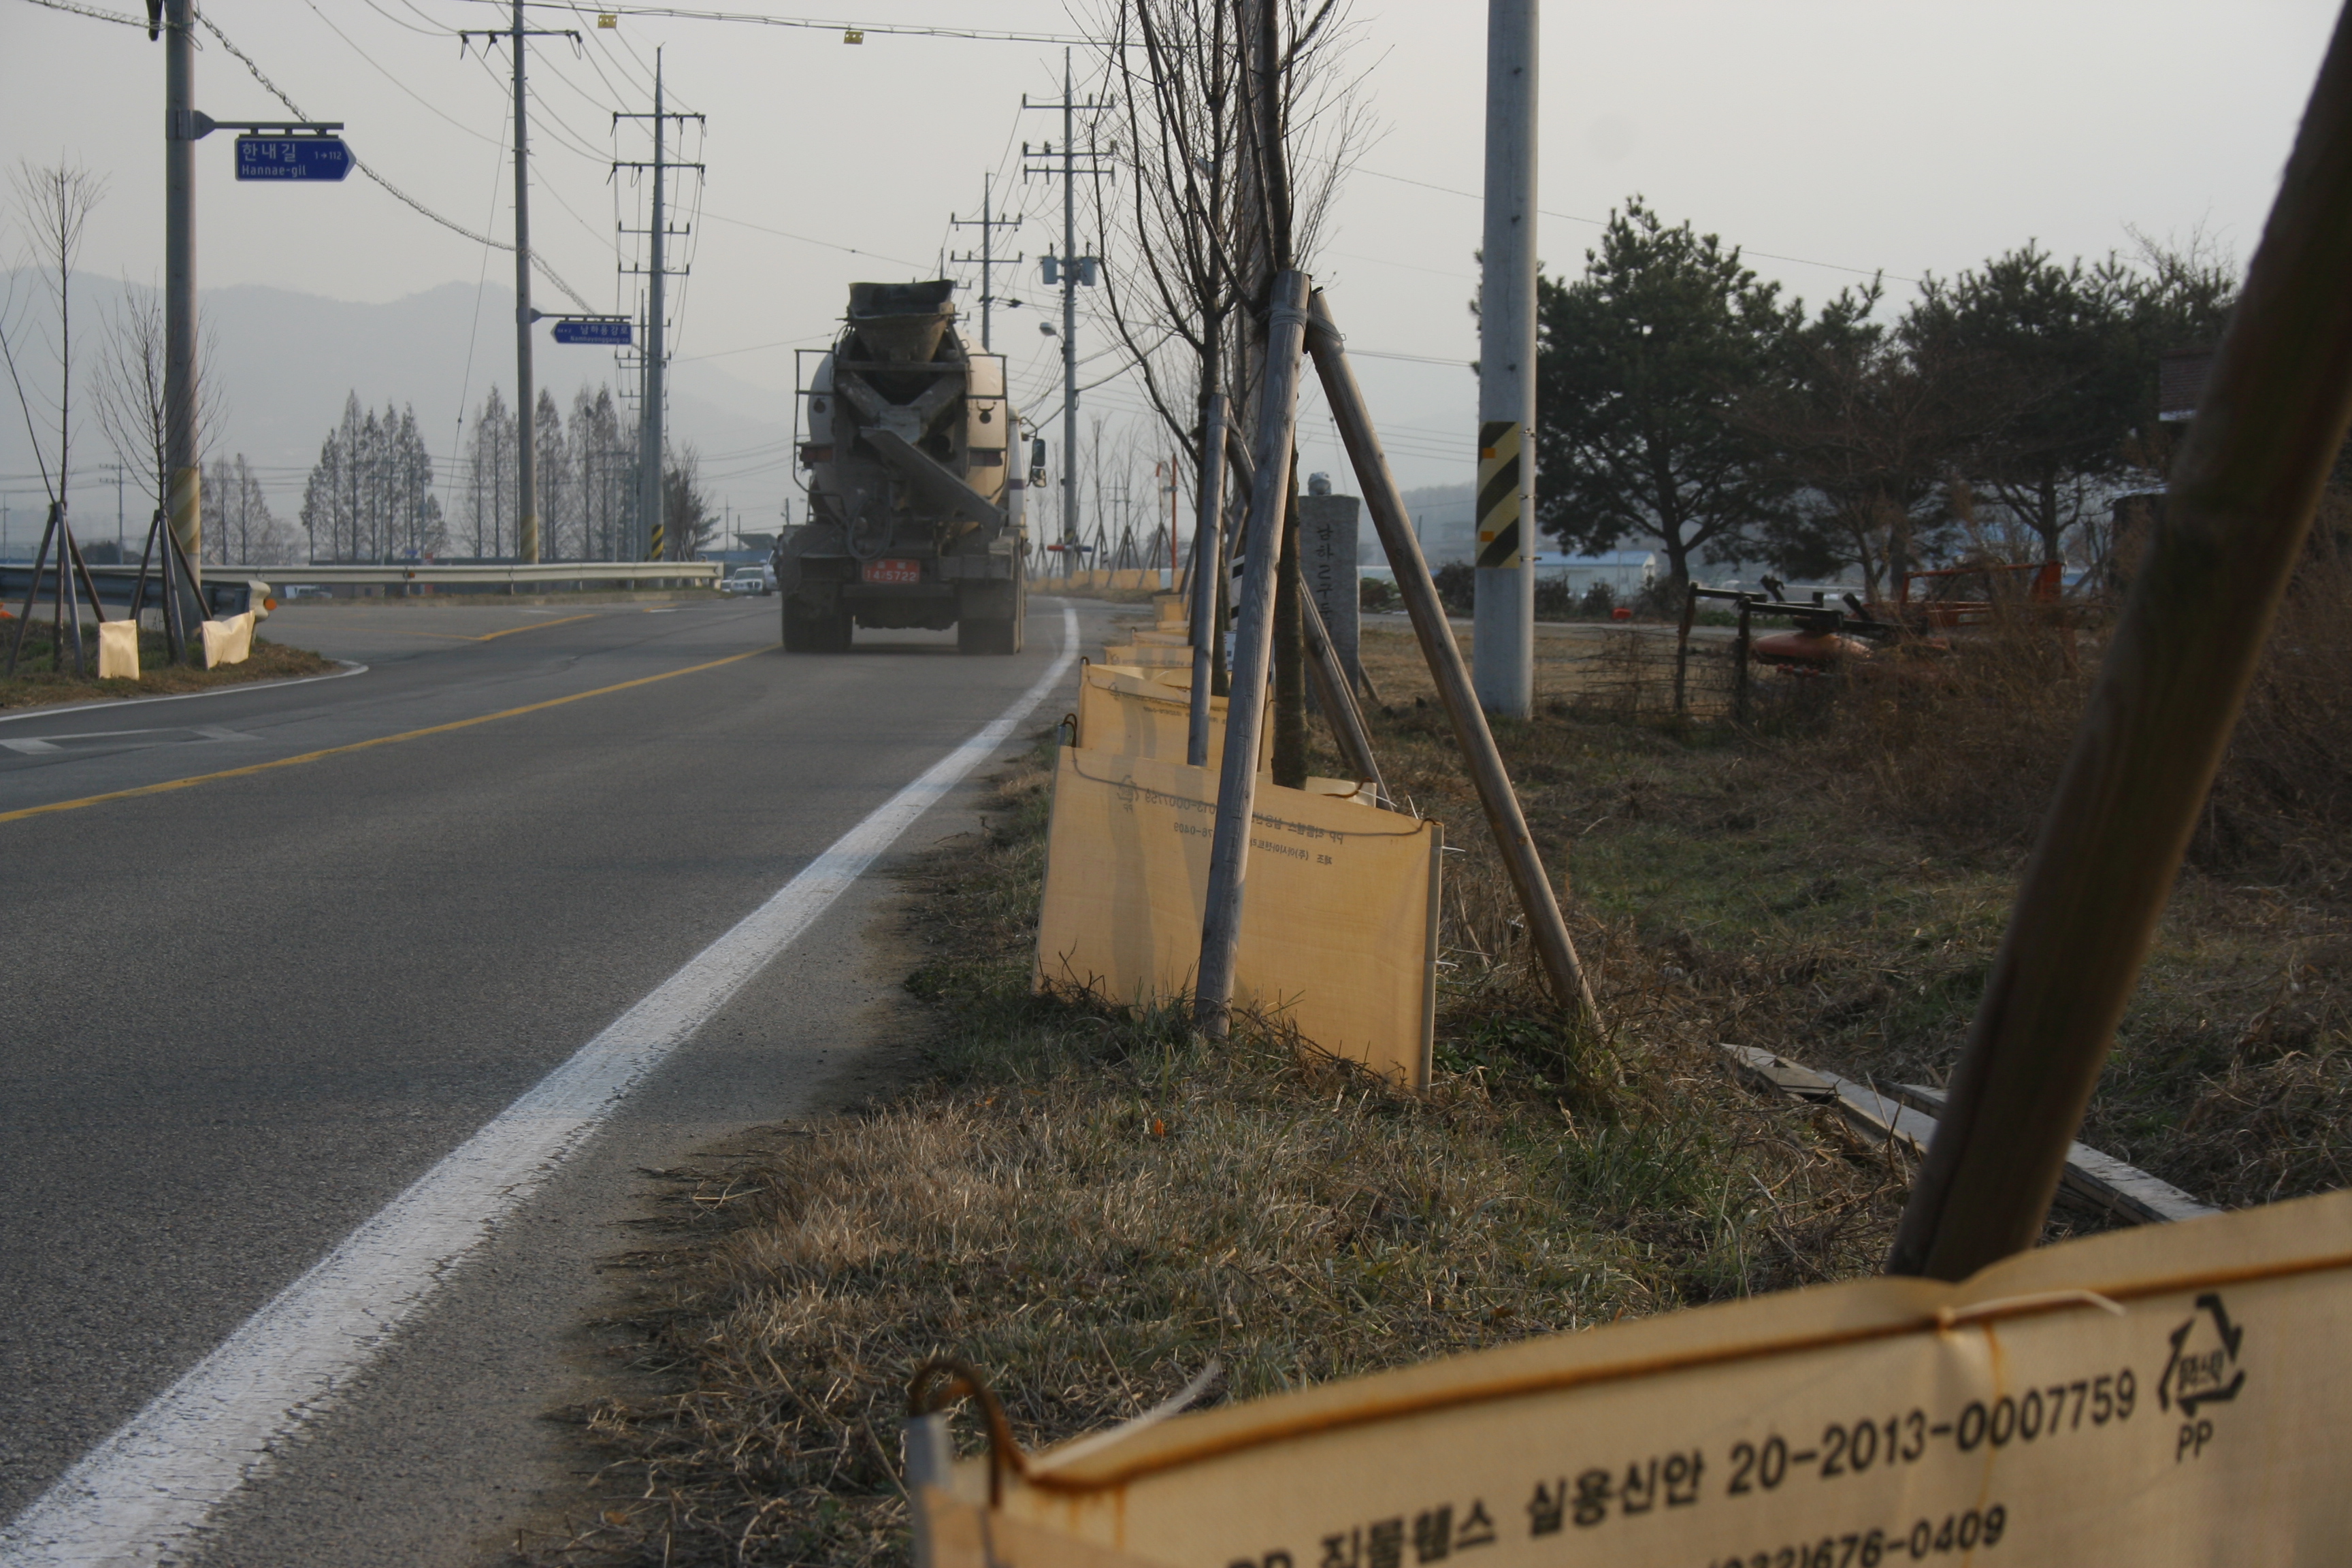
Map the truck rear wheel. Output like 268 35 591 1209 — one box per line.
957 615 1022 655
783 600 851 652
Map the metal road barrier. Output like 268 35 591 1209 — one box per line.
1 564 260 619
246 561 722 593
1 561 720 623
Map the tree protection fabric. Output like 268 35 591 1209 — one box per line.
1034 747 1438 1086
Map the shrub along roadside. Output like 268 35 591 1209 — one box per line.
529 738 1910 1568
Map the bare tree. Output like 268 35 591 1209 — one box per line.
662 444 715 559
204 453 304 564
95 278 223 527
7 159 107 508
1090 0 1369 451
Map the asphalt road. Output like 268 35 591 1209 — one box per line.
0 594 1095 1565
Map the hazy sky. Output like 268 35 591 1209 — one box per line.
2 0 2338 523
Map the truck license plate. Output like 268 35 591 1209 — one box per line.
861 558 921 585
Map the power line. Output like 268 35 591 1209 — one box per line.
197 10 601 314
502 2 1090 45
16 0 144 25
699 209 928 269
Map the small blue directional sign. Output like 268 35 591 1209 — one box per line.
235 136 352 182
552 318 632 346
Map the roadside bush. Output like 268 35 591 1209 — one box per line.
1818 504 2352 891
2196 525 2352 892
1433 561 1475 614
1360 576 1397 612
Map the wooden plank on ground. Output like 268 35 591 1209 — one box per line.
1718 1044 2217 1226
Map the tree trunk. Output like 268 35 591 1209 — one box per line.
1272 459 1307 787
1663 532 1693 593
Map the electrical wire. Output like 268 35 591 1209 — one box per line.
700 210 928 270
16 0 142 25
197 9 601 314
499 1 1090 46
297 0 504 148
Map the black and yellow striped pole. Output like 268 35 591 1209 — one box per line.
1472 0 1537 718
1475 419 1522 569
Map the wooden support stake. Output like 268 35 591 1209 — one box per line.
1224 406 1391 807
5 503 59 678
1731 598 1752 726
63 522 112 659
1196 270 1312 1040
1889 3 2352 1280
163 514 208 664
1272 463 1308 787
1304 289 1600 1028
1187 393 1227 768
1302 585 1388 806
1673 581 1697 717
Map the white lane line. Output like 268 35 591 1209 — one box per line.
0 608 1079 1568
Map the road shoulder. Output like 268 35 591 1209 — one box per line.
191 766 1006 1568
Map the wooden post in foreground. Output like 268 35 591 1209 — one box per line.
1305 289 1601 1028
1672 581 1697 717
1222 419 1390 804
1302 586 1388 804
1889 3 2352 1281
1187 391 1229 768
1196 270 1312 1040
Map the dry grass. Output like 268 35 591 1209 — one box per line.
1351 614 2352 1213
527 738 1907 1568
0 627 334 710
531 564 2352 1565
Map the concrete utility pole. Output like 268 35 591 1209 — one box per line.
1473 0 1537 717
949 173 1022 351
461 10 576 564
1022 51 1107 576
163 0 199 579
615 52 702 561
640 68 666 563
509 0 536 563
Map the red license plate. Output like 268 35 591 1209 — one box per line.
860 557 921 585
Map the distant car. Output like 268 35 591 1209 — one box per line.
281 585 332 601
723 565 773 597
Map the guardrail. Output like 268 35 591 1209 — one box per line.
249 561 722 589
0 559 721 621
1 564 260 619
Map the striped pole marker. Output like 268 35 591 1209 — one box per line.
1475 420 1522 570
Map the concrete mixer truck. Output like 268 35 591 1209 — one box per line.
779 280 1027 653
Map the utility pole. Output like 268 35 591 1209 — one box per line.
1023 50 1109 577
616 51 702 561
948 173 1022 351
1473 0 1537 717
462 10 577 565
161 0 199 580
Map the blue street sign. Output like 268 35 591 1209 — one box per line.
234 136 352 182
552 318 632 346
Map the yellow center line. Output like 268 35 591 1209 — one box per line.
0 645 771 826
388 612 604 643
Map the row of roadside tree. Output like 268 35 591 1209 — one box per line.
1533 198 2240 593
293 385 713 565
